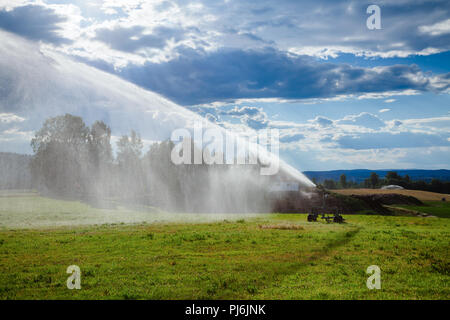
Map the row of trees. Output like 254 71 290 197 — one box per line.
0 152 33 189
30 114 270 212
318 171 450 194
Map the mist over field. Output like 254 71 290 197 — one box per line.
0 191 266 229
0 30 314 221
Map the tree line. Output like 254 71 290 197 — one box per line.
316 171 450 194
0 152 33 190
30 114 270 212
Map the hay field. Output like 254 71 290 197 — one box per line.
333 188 448 202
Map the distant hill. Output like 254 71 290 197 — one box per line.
303 169 450 184
0 152 32 189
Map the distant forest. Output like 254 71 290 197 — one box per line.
307 171 450 194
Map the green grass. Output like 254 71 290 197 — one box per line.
0 195 449 300
394 201 450 219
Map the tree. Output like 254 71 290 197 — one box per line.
144 140 185 210
339 174 347 188
31 114 89 153
323 179 336 189
89 121 112 167
430 179 443 193
370 172 379 188
116 130 145 202
87 121 113 198
30 114 90 196
117 130 143 165
412 180 426 192
386 171 401 185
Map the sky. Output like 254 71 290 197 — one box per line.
0 0 449 171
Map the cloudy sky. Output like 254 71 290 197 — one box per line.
0 0 449 171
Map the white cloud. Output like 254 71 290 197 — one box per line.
2 0 449 69
318 148 407 167
0 127 32 142
379 108 390 113
419 18 450 36
0 113 25 123
308 116 334 128
337 112 385 130
395 116 450 133
356 90 421 100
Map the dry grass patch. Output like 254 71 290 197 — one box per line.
259 223 304 230
334 188 448 201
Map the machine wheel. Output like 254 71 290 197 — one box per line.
333 215 344 223
307 214 316 222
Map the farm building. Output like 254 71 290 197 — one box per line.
381 185 404 190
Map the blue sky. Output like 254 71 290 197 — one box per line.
0 0 449 171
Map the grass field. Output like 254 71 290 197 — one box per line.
0 194 449 300
334 188 449 201
393 201 450 219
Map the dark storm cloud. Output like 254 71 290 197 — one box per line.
117 48 449 105
0 5 71 44
186 0 450 56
